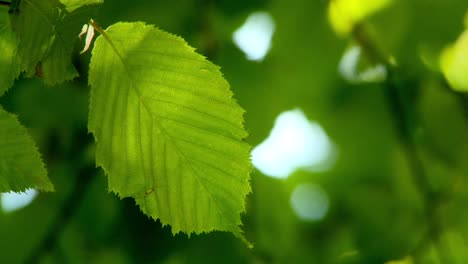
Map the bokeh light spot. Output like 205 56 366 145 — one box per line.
1 189 38 213
251 109 335 179
339 45 387 84
290 183 329 222
232 11 275 61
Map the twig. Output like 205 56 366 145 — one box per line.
352 24 428 191
352 24 390 66
197 0 218 60
0 1 10 7
24 165 96 264
352 23 445 259
88 19 106 36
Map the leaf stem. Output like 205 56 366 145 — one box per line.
88 19 106 36
0 1 10 7
197 0 218 60
352 24 391 67
88 19 124 60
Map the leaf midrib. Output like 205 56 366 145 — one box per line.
97 28 237 231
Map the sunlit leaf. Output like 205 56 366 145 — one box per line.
440 30 468 92
328 0 392 36
0 107 53 192
88 22 251 241
59 0 103 13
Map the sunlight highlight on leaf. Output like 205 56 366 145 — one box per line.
251 109 335 179
79 24 89 39
80 23 95 54
440 29 468 92
328 0 392 36
232 11 275 62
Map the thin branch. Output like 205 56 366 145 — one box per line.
88 19 106 36
352 23 445 258
24 166 96 264
352 24 391 67
352 24 428 192
195 0 218 60
0 1 10 7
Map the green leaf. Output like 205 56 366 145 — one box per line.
440 29 468 92
0 107 53 192
59 0 103 13
0 13 20 96
11 0 93 85
328 0 392 36
41 5 98 85
11 0 60 77
88 22 251 241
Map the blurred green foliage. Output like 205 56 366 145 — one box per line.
2 0 468 263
